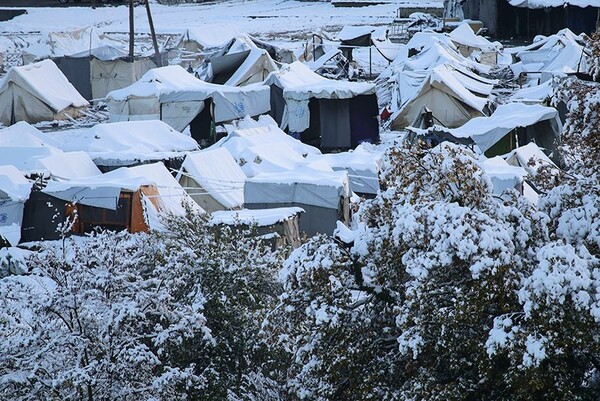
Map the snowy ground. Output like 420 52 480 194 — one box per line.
0 0 441 39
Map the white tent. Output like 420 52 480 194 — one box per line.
209 48 278 87
448 103 561 156
390 63 496 130
448 22 502 66
0 59 88 125
107 65 271 135
0 165 32 247
178 148 246 212
478 156 527 195
244 165 350 235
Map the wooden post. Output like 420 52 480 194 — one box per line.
91 0 96 9
129 0 135 60
145 0 161 66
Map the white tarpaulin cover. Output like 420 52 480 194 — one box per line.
449 103 561 153
108 65 270 126
0 165 33 246
42 120 199 166
180 148 246 209
263 61 375 132
244 166 350 210
0 59 88 125
223 48 278 87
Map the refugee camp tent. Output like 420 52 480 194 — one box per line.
107 66 271 144
40 120 199 170
449 103 562 158
337 25 400 62
178 147 246 213
211 120 321 178
264 61 379 149
0 59 88 126
177 25 240 69
506 142 561 177
448 22 502 66
21 162 200 242
209 207 304 249
0 165 32 247
389 63 496 130
244 166 350 235
209 48 278 87
316 144 382 196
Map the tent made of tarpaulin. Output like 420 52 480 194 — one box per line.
264 61 379 149
389 63 496 130
210 48 278 87
505 1 599 36
22 162 201 241
53 44 159 101
448 22 502 66
449 103 562 157
107 65 270 143
244 166 350 235
0 59 88 126
178 147 246 213
0 165 32 247
177 25 241 69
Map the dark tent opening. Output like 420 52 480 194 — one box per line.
189 99 215 145
21 191 68 243
53 56 92 100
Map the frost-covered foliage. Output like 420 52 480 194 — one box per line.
0 212 286 401
270 142 599 400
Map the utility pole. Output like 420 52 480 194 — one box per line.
145 0 161 66
129 0 135 60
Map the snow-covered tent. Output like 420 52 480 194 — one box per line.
208 48 278 87
389 63 496 130
0 59 88 126
177 25 240 69
244 166 350 236
264 61 379 149
22 162 201 242
506 1 599 36
448 22 502 66
209 207 304 249
511 29 592 80
41 120 199 170
315 144 382 196
337 25 400 62
107 66 270 145
178 148 246 213
449 103 562 157
0 165 32 247
506 141 560 177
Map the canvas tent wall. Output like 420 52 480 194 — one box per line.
178 148 246 213
264 61 379 149
389 63 496 130
244 167 350 235
107 65 270 144
209 48 278 87
0 165 32 247
0 59 88 126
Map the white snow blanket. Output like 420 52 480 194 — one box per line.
0 122 64 173
108 65 270 127
478 156 526 195
263 61 375 132
42 120 199 166
448 22 501 52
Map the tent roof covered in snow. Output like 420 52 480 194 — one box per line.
180 148 246 210
108 65 270 123
448 22 501 52
0 59 88 125
0 165 33 247
449 103 562 153
264 61 375 101
0 122 64 173
210 48 278 87
209 207 304 227
42 120 199 167
0 165 32 202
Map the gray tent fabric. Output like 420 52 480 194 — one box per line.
319 99 351 148
53 56 92 100
245 202 340 236
211 50 252 84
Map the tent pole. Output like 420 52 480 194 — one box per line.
145 0 161 66
129 0 135 60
